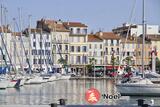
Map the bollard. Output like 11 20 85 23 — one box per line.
50 103 57 107
137 99 145 106
59 99 66 105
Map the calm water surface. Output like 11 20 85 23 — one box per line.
0 79 160 106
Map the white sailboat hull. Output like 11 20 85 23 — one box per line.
116 83 160 96
7 79 21 88
0 80 9 89
48 75 56 82
25 76 43 84
20 78 26 86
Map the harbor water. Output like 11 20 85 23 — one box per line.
0 79 160 106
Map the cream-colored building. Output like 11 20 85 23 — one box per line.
147 34 160 60
63 22 88 74
96 32 120 70
135 37 151 68
88 34 104 70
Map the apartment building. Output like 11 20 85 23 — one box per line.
113 23 160 37
37 19 70 73
147 34 160 60
120 37 137 66
96 32 121 70
134 37 151 69
24 28 52 73
88 34 104 71
63 22 88 74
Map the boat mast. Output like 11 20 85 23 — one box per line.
142 0 146 78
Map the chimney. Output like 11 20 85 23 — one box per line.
99 30 103 36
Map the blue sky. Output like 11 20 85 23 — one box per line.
2 0 160 32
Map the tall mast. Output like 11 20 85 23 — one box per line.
0 4 3 68
142 0 146 78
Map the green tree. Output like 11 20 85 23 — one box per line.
123 56 133 72
58 58 67 68
156 58 160 73
111 56 116 72
86 58 96 74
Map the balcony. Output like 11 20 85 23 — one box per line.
70 32 87 36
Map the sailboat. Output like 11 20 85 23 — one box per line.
116 0 160 96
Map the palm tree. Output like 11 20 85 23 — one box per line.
123 56 133 72
58 58 67 68
86 58 96 75
111 56 116 72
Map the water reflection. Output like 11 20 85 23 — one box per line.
0 79 160 106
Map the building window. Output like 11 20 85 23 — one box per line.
116 40 119 46
38 50 42 55
42 50 44 55
45 42 50 47
94 51 97 56
59 45 62 51
100 60 102 65
71 56 74 64
33 34 36 39
39 42 42 47
25 50 28 55
83 29 87 34
70 28 73 34
82 55 87 64
89 44 91 49
76 56 81 64
38 59 41 64
33 42 36 47
65 45 68 51
117 56 119 63
105 48 108 55
127 52 130 56
101 51 103 56
77 46 80 52
65 55 68 61
111 48 114 55
47 34 49 40
41 59 44 64
82 46 87 52
111 40 114 46
117 48 119 55
77 28 80 34
32 49 37 55
33 58 37 64
100 44 102 49
71 46 74 52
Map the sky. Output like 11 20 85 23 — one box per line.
1 0 160 32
